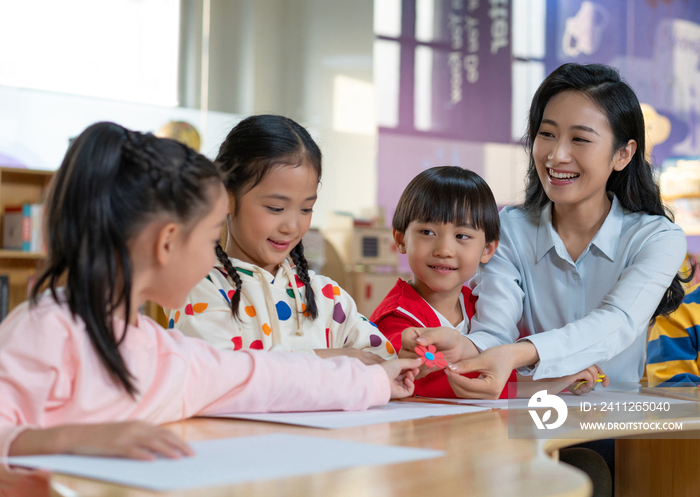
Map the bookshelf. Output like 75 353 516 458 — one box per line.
0 166 169 327
0 166 54 313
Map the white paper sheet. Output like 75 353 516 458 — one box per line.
211 401 489 428
420 389 697 410
4 434 445 491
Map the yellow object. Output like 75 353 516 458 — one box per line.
156 121 202 152
575 378 603 390
640 103 671 160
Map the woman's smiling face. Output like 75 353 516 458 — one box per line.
533 90 631 211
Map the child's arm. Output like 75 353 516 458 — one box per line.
313 347 385 365
0 305 193 460
9 422 192 459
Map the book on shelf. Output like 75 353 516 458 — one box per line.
0 275 8 322
3 206 23 250
2 203 45 253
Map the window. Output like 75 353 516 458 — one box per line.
0 0 180 106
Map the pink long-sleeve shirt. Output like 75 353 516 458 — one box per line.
0 294 390 457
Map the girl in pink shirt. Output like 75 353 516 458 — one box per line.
0 122 420 460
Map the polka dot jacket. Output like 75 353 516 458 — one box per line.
168 256 397 359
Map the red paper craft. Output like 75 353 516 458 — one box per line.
414 344 448 369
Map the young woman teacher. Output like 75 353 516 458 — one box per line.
403 63 689 399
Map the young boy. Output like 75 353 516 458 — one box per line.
371 166 516 398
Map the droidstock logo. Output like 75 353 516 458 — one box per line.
528 390 568 430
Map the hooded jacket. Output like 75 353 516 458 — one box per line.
371 279 515 398
170 257 397 360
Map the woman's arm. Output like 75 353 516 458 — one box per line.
523 228 686 379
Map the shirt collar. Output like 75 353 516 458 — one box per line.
535 195 623 263
589 195 623 262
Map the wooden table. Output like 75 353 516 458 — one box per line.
8 393 700 497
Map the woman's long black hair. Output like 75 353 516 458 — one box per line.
214 114 322 320
523 63 693 319
31 122 223 396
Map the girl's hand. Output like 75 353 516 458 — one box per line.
10 421 194 460
400 326 479 379
314 348 385 365
379 358 422 399
565 364 609 395
400 326 478 363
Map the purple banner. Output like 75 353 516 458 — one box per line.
429 0 512 142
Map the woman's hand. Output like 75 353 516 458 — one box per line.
9 421 194 460
565 364 609 395
379 358 422 399
445 342 539 399
516 365 609 397
314 348 385 365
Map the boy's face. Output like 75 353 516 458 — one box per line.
394 221 498 298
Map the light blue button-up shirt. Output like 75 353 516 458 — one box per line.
468 196 687 383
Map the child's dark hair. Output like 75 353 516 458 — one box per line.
523 62 693 319
214 114 322 320
31 122 223 396
392 166 499 243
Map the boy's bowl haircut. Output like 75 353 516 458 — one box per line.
392 166 500 243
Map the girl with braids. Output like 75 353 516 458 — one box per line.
170 115 397 364
0 122 420 459
402 63 692 395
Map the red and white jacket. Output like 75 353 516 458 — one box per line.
371 279 515 398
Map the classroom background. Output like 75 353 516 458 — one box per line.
1 0 700 320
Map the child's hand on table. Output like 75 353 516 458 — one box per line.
10 421 194 460
380 358 422 399
314 348 385 365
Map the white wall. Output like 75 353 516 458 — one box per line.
1 0 379 229
205 0 378 228
0 85 241 170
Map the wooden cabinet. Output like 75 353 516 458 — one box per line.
0 166 54 313
0 166 169 328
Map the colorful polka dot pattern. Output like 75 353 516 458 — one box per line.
386 341 395 354
245 306 256 317
262 323 272 336
250 340 264 350
231 336 242 350
369 334 382 347
276 301 292 321
185 303 208 315
168 311 182 329
332 303 346 323
219 289 237 304
292 274 305 288
236 268 254 277
321 284 341 299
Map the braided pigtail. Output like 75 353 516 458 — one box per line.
290 241 318 320
216 243 243 318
